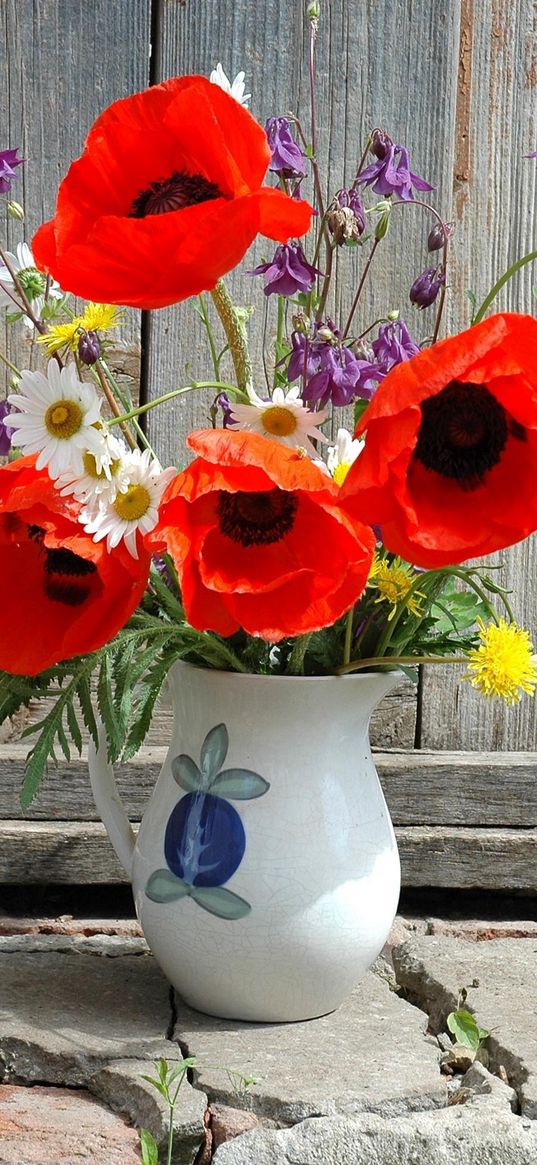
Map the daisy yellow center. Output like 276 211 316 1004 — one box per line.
262 406 298 437
333 462 351 486
464 619 537 705
82 451 121 480
45 399 83 439
114 483 151 521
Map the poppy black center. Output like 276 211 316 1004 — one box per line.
413 380 523 490
44 546 97 607
129 171 223 218
217 489 298 547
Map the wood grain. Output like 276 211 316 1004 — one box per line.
2 746 537 828
2 819 536 890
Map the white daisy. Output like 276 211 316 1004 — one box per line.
6 361 105 479
0 243 63 329
210 63 251 107
81 448 177 559
229 384 328 457
326 428 364 485
55 431 130 505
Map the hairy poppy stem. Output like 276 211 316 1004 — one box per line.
94 363 138 451
210 279 253 392
472 249 537 325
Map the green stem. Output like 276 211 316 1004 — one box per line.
274 296 285 389
342 607 354 667
166 1102 175 1165
472 249 537 325
97 357 155 455
286 632 313 675
107 381 243 427
0 348 21 377
198 293 221 380
342 237 381 339
210 279 253 392
337 653 467 676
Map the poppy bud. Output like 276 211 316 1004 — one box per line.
427 221 454 252
78 330 101 365
410 266 445 309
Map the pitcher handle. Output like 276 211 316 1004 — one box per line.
88 720 136 877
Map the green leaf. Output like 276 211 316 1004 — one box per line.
200 723 228 780
190 885 251 920
145 870 191 904
210 769 270 799
139 1128 159 1165
447 1008 488 1050
172 754 203 792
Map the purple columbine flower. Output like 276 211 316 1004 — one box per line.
371 320 420 370
249 242 321 298
357 131 433 201
409 266 445 309
215 391 235 428
265 117 307 179
287 323 381 408
0 401 15 456
78 331 101 365
0 148 23 195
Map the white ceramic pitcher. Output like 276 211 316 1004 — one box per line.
88 661 401 1022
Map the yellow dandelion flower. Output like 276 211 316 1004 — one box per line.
463 618 537 705
79 303 124 333
37 319 82 354
368 554 424 620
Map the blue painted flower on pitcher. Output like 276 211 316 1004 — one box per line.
145 723 270 920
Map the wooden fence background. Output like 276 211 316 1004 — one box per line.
1 0 537 889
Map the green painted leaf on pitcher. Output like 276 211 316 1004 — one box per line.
145 869 190 903
200 722 229 780
210 769 270 799
189 884 251 920
171 754 203 792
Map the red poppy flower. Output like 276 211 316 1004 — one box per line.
32 76 314 309
149 430 375 641
342 313 537 567
0 457 150 675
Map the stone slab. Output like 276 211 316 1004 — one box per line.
211 1100 537 1164
91 1059 206 1165
0 946 180 1085
0 1083 141 1165
392 935 537 1118
173 970 446 1123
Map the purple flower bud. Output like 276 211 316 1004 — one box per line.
215 391 235 428
265 117 307 179
78 330 101 365
0 401 14 456
427 221 454 252
409 266 445 309
0 148 23 195
248 242 321 298
370 130 393 160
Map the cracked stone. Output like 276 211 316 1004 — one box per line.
91 1059 206 1165
459 1061 518 1111
0 1082 141 1165
211 1098 537 1164
174 970 446 1123
0 946 179 1085
392 936 537 1118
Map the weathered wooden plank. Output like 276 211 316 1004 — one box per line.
0 674 418 751
420 0 537 750
0 0 150 401
397 826 537 891
1 820 536 890
2 747 537 827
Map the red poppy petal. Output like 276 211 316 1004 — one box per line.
251 185 314 242
187 431 338 497
180 555 240 637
